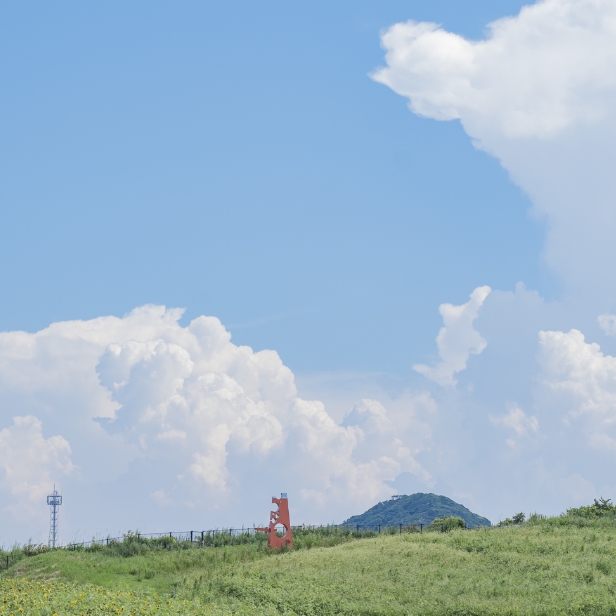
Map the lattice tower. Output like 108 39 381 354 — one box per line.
46 486 62 548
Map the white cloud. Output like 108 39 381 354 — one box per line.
491 404 539 448
0 306 431 539
372 0 616 140
342 399 431 483
598 314 616 336
537 328 616 448
0 416 74 515
373 0 616 302
414 286 491 386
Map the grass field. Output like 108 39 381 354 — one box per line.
4 518 616 614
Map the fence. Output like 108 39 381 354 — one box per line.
1 521 485 569
340 523 425 534
66 528 257 549
63 523 432 550
62 526 285 551
1 551 22 572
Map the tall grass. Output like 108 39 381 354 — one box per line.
6 513 616 614
1 525 388 562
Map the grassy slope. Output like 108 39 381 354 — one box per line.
5 542 266 595
5 523 616 615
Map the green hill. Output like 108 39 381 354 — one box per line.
342 492 492 528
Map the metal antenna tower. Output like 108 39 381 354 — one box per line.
46 485 62 549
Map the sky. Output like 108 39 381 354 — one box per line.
2 0 616 545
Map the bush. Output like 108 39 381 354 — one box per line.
567 497 616 519
429 516 466 532
498 512 525 527
402 523 422 533
22 544 49 556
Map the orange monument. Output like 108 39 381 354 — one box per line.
255 493 293 549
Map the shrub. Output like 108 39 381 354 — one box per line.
499 512 525 527
402 523 422 533
22 544 49 556
429 516 466 532
567 497 616 519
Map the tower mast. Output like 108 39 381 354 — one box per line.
46 485 62 548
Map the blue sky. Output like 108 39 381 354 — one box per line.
0 0 544 374
3 0 616 544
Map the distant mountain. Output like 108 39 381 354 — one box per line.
342 493 491 529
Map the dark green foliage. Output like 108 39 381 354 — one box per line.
22 544 50 556
567 497 616 519
429 516 466 532
498 512 526 526
342 493 491 529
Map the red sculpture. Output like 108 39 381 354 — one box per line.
256 493 293 549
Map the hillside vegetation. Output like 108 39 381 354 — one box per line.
343 493 492 529
4 512 616 614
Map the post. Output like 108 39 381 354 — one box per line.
190 531 193 543
356 524 359 533
201 531 204 544
400 523 402 534
6 556 8 570
378 524 381 534
420 524 423 534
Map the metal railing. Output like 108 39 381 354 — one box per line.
0 521 485 568
63 527 271 550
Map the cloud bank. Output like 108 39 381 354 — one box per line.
0 306 432 543
2 298 616 540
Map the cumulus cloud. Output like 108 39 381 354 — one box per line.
0 416 74 515
373 0 616 301
342 399 431 483
535 328 616 453
414 286 491 386
373 0 616 140
490 404 539 448
0 306 432 540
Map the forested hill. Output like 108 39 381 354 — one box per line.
343 493 491 528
